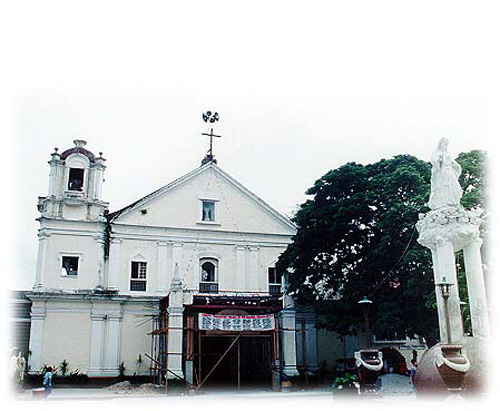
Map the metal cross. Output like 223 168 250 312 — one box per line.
201 128 221 157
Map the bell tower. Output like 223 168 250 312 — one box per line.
33 140 109 291
38 139 108 221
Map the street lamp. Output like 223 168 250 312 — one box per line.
358 296 373 349
436 276 454 343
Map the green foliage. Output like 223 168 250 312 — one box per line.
456 150 487 209
277 151 487 346
332 372 358 389
60 359 69 377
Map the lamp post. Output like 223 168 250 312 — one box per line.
358 296 373 349
355 296 382 395
434 276 470 397
436 276 453 344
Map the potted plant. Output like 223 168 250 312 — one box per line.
332 372 359 397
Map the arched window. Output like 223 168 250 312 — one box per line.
199 258 218 293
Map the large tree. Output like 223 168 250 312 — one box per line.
277 151 487 346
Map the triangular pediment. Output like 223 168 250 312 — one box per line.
109 163 296 235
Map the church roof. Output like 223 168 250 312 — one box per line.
108 162 296 232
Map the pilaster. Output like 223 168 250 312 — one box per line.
235 245 246 290
156 241 169 294
94 233 106 290
33 229 50 290
104 312 123 374
28 302 46 372
247 246 259 292
107 238 122 291
88 313 106 375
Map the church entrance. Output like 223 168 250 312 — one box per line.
179 295 282 391
196 333 273 390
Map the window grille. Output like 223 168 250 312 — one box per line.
268 267 282 294
131 261 147 291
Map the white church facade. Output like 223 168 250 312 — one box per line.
27 139 319 386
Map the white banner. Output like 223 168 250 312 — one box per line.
199 313 275 331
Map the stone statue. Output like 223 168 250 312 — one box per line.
17 351 26 382
428 137 463 209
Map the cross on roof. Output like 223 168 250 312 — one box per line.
201 111 221 159
201 127 221 158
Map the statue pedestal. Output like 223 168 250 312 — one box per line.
416 205 489 341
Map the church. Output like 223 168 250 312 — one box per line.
27 137 320 388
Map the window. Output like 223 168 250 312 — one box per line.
199 258 218 293
201 201 215 222
61 256 79 276
68 168 84 191
268 267 282 295
130 261 147 291
201 261 216 282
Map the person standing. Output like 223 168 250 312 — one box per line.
409 359 418 393
43 366 54 397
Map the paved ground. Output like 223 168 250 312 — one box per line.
14 373 416 402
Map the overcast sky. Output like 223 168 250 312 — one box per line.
3 1 499 293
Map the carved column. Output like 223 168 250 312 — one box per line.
463 237 490 339
417 205 485 343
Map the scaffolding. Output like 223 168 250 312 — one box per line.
148 292 287 391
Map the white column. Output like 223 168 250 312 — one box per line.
167 267 184 379
28 302 46 372
104 313 123 375
235 245 246 290
247 246 259 292
95 234 106 289
167 306 185 379
463 238 490 339
157 242 169 294
108 238 122 291
34 231 49 290
94 161 106 200
434 238 463 342
89 313 106 375
48 155 61 196
281 310 299 375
